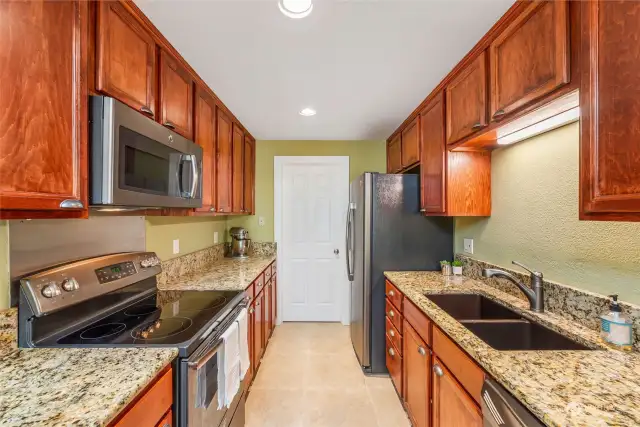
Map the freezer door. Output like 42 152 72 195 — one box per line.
349 173 371 369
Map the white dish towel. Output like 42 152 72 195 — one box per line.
236 308 250 379
217 320 241 409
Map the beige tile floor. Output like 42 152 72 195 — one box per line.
246 322 411 427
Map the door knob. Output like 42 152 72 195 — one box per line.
334 249 339 255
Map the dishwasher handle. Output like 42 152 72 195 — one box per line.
481 379 544 427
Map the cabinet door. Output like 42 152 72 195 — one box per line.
159 50 193 139
97 1 156 117
248 299 255 380
445 52 487 145
0 0 88 215
271 273 277 328
490 0 568 120
401 117 420 168
385 335 402 396
194 87 216 213
231 124 245 213
580 1 640 220
387 134 402 172
420 92 446 215
432 357 482 427
264 281 271 340
243 136 255 214
216 107 233 213
253 291 265 365
403 321 430 427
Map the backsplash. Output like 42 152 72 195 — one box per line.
456 254 640 351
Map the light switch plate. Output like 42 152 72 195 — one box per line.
258 216 265 226
214 232 219 244
173 239 180 255
463 238 474 254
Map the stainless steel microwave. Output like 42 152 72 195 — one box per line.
89 96 202 210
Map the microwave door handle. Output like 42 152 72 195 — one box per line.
189 154 199 199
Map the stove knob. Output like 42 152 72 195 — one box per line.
61 277 79 292
41 284 61 298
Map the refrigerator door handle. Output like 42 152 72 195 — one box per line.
345 203 355 281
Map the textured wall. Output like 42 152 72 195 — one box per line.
227 140 386 242
146 216 228 260
455 122 640 304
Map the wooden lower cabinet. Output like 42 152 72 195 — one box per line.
403 321 430 427
386 335 403 395
432 357 482 427
111 367 173 427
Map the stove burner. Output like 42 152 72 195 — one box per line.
124 304 159 317
131 317 193 340
178 295 228 313
80 323 126 340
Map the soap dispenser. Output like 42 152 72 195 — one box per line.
600 294 633 350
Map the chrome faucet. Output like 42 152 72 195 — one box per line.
482 261 544 312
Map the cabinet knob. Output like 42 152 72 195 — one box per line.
60 199 84 209
433 364 444 377
139 106 154 117
471 122 485 130
209 207 216 212
388 310 394 318
388 290 395 297
419 208 426 213
388 347 395 357
492 109 506 120
418 346 426 356
163 121 176 130
389 329 395 337
249 307 254 314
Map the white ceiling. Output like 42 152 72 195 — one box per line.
135 0 515 140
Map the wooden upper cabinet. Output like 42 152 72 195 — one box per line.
401 117 420 168
159 50 193 139
0 0 88 216
216 107 233 213
445 52 488 145
97 1 156 117
489 0 569 121
194 87 216 213
580 1 640 221
244 136 255 214
420 93 446 215
387 134 402 173
403 321 430 427
432 357 482 427
231 123 245 213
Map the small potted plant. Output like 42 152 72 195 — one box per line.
452 260 463 275
440 260 452 276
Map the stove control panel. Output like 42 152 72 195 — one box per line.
95 261 137 284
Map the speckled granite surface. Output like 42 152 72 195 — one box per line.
158 255 276 291
157 244 225 287
0 309 17 358
250 242 277 257
384 271 640 427
456 254 640 351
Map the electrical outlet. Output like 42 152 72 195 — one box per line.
258 216 265 226
463 238 474 254
173 239 180 255
214 232 219 244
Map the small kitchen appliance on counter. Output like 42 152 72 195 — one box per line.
229 227 251 258
17 251 247 427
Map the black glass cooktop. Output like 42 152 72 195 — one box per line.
57 290 242 348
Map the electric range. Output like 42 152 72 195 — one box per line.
17 251 248 427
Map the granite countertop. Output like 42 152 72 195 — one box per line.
384 271 640 427
158 255 276 291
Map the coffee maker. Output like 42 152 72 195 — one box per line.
229 227 251 258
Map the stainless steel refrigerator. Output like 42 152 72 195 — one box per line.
346 173 453 374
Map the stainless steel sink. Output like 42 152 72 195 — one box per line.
425 293 596 351
426 294 521 320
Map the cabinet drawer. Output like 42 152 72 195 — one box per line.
386 317 402 357
432 327 484 405
403 298 431 347
245 282 254 303
115 367 173 427
254 274 264 293
264 265 272 281
385 280 403 312
385 298 403 333
386 335 403 396
271 262 277 275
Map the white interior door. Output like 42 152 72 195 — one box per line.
275 156 349 323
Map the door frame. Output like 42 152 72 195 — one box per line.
274 156 350 325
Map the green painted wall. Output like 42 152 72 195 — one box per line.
227 140 387 242
0 221 8 309
146 216 228 260
455 122 640 304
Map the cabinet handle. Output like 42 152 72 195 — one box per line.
433 364 444 377
163 121 176 129
492 109 506 120
388 347 395 357
59 199 84 209
388 290 395 297
139 106 154 117
388 310 394 318
471 122 484 130
418 346 426 356
389 329 395 337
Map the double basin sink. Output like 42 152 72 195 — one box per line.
426 294 594 351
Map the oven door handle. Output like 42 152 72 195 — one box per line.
188 340 222 370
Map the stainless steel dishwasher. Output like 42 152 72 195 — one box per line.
482 379 545 427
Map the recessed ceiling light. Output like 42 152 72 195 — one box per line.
299 107 316 116
278 0 313 19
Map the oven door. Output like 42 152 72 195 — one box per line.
90 96 202 209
